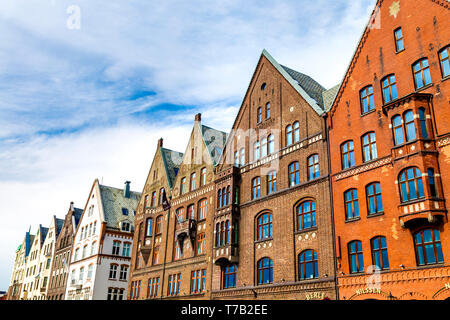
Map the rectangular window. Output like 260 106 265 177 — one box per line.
112 242 121 255
197 232 206 255
394 28 404 52
440 46 450 78
191 269 206 294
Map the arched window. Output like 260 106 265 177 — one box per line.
399 167 425 202
261 83 267 91
362 132 377 162
296 201 316 231
293 122 300 143
256 212 272 240
252 177 261 200
404 110 416 142
155 215 163 235
267 171 277 194
344 189 359 220
394 27 404 52
366 182 383 215
215 223 220 247
261 137 267 158
286 125 293 146
146 218 153 237
307 154 319 180
222 187 227 207
418 108 428 139
371 236 389 271
298 250 318 280
159 188 165 205
257 257 273 285
254 141 260 161
348 240 364 274
265 102 271 119
239 148 245 167
438 45 450 78
198 198 207 220
341 140 355 169
257 107 262 123
289 161 300 187
144 195 149 208
180 177 186 195
224 220 230 245
392 115 404 145
268 134 275 154
200 167 207 186
217 189 222 208
220 221 226 246
381 74 398 104
414 229 444 266
175 208 185 224
360 86 375 114
190 172 197 191
413 58 432 89
226 186 231 205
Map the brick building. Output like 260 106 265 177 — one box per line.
129 115 227 300
47 202 83 300
210 50 338 300
327 0 450 300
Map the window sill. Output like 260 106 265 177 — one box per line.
441 75 450 83
254 237 273 244
415 83 433 93
367 212 384 218
345 217 361 224
395 49 405 55
399 197 426 206
294 227 318 235
361 109 376 117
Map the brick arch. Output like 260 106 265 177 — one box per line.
398 291 428 300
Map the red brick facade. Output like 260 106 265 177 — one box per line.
327 0 450 300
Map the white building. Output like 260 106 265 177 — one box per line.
20 224 48 300
7 230 34 300
65 179 140 300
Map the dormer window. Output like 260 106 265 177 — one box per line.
121 221 131 232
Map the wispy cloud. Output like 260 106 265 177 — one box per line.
0 0 376 289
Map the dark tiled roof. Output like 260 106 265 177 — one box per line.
99 184 141 229
161 148 184 189
201 125 228 166
280 65 326 109
73 208 83 228
39 225 49 246
55 218 65 237
322 84 341 111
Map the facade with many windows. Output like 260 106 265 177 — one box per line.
129 114 227 300
65 179 139 300
210 50 337 300
327 0 450 300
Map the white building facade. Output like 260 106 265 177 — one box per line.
65 179 139 300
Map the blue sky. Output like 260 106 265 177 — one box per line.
0 0 376 290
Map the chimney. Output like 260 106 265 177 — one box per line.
195 113 201 122
124 181 131 198
157 138 163 148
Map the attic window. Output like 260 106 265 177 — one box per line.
261 83 267 90
121 222 131 232
121 208 129 216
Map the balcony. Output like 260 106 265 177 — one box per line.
175 219 197 243
213 244 239 265
391 139 436 161
71 281 82 290
40 287 46 293
398 198 446 229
